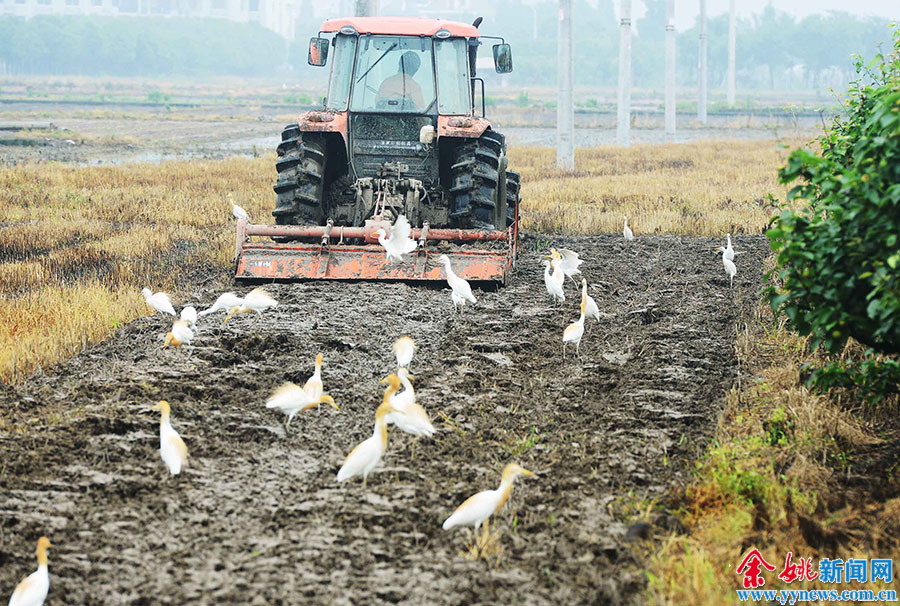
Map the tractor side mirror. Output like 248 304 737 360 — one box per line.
308 37 329 67
492 43 513 73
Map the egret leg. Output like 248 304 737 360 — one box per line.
363 475 368 490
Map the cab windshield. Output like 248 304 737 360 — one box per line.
350 35 436 113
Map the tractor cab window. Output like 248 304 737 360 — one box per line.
435 38 471 115
326 34 356 111
351 35 436 113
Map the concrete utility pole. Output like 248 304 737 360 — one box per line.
355 0 377 16
616 0 632 146
727 0 736 106
665 0 676 140
698 0 707 123
557 0 575 170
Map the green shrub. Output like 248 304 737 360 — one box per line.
766 28 900 363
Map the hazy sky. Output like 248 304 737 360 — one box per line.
616 0 900 30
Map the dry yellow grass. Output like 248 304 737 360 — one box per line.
510 138 807 236
0 140 798 383
647 305 899 605
0 157 273 383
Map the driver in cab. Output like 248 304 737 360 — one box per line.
376 51 424 110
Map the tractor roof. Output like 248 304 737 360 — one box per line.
321 17 480 38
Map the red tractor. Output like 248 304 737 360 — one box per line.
234 16 521 283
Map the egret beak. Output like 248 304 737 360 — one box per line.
163 333 173 349
521 468 535 477
151 403 161 412
322 395 340 411
379 376 388 384
407 375 415 383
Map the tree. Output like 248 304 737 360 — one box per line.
767 27 900 393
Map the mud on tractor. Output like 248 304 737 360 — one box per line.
234 16 521 283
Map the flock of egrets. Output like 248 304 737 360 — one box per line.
6 208 740 605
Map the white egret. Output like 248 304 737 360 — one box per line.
623 216 634 241
442 463 534 535
141 288 176 316
563 300 586 357
180 306 198 329
151 400 188 476
716 247 737 286
229 193 250 223
724 234 735 261
544 260 565 303
438 254 477 310
375 214 417 262
7 537 51 606
197 292 244 318
336 376 402 487
554 248 583 283
303 353 325 400
581 279 600 322
224 287 278 322
163 319 194 349
392 335 416 369
384 370 434 438
265 382 338 429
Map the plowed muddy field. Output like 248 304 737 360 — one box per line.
1 234 768 605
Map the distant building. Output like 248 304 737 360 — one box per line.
0 0 302 40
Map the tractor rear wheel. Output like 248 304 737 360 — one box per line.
449 130 506 229
505 170 521 227
272 125 327 226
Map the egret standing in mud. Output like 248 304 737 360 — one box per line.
336 375 402 487
303 353 326 400
544 259 565 303
163 319 194 349
563 300 586 357
180 306 198 330
265 382 339 429
224 287 278 323
716 247 737 287
141 288 176 316
151 400 188 476
443 464 535 550
384 370 435 438
198 292 244 318
7 536 52 606
623 216 634 241
581 279 600 323
375 214 417 263
392 335 416 369
438 254 477 311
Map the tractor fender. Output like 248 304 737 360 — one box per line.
437 115 491 140
298 110 349 146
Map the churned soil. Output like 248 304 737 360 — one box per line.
0 234 769 605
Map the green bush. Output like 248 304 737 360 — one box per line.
766 28 900 363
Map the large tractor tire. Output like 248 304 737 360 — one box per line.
505 170 521 227
272 124 327 226
449 130 506 229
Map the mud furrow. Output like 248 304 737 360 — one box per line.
1 234 768 605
